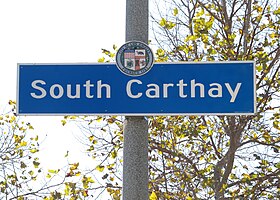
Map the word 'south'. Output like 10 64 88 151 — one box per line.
30 79 242 103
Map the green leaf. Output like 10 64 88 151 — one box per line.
275 162 280 169
173 8 178 16
20 161 27 169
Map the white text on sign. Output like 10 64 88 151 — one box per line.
30 79 241 103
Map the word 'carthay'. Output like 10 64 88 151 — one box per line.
30 79 242 103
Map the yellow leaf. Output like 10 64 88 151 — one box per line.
82 175 95 189
34 135 39 141
27 123 34 130
9 115 16 123
242 173 250 180
82 190 89 197
149 191 157 200
9 100 16 105
20 141 27 147
98 57 105 63
29 170 34 176
87 176 95 183
110 52 115 58
61 120 67 126
185 35 198 42
96 165 105 172
159 18 167 27
269 33 277 38
273 6 280 15
30 148 39 153
253 132 258 139
64 184 70 196
33 161 40 168
96 116 103 122
48 169 60 174
70 163 79 170
111 150 117 159
89 135 94 142
196 8 204 17
75 171 81 176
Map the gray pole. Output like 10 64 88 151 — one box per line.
125 0 149 43
123 0 149 199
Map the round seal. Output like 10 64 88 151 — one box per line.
116 41 154 76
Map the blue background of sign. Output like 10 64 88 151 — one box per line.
17 62 255 115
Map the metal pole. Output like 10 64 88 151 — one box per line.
125 0 149 43
123 0 149 199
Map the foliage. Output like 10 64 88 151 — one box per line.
2 0 279 199
65 0 280 199
149 0 280 199
61 116 123 200
0 103 99 199
0 100 42 199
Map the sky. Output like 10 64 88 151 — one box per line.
0 0 126 169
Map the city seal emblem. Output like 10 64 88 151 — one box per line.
116 41 154 76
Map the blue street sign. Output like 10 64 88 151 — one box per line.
17 62 256 115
